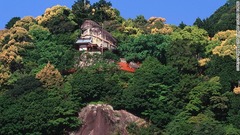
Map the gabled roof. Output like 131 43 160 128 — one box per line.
81 20 100 31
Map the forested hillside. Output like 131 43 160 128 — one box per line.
0 0 240 134
194 0 237 37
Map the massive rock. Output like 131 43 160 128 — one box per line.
71 104 146 135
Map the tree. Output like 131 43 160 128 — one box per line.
167 26 209 74
227 93 240 129
5 17 21 29
122 57 179 127
91 0 121 23
224 124 240 135
188 114 225 135
119 19 144 36
147 17 165 30
102 50 119 61
36 5 77 34
13 16 37 30
211 30 236 59
93 0 112 7
0 64 11 87
0 89 80 134
227 0 238 6
118 34 170 63
185 77 222 115
172 74 203 110
134 15 147 27
196 2 235 37
0 26 32 86
178 21 187 29
6 75 42 97
205 55 240 93
127 123 161 135
28 24 51 41
0 26 32 49
36 62 63 89
70 60 120 103
72 0 92 25
145 17 167 34
25 25 77 72
166 113 225 135
133 15 148 33
193 17 204 28
71 69 106 102
210 95 229 121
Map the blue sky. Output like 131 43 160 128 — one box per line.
0 0 227 30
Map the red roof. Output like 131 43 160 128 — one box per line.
117 62 136 73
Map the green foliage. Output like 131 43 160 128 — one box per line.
23 23 77 75
0 88 80 134
6 75 42 97
166 113 225 135
224 124 240 135
51 31 79 45
120 19 144 36
167 26 209 74
38 5 77 34
172 74 203 109
227 93 240 129
28 25 51 41
165 112 193 135
70 60 121 103
122 57 179 127
205 40 221 56
103 50 119 61
111 30 128 44
1 1 240 134
72 0 92 25
210 95 229 121
193 17 204 28
194 2 235 37
186 77 222 115
108 71 134 109
227 0 238 5
13 16 37 31
127 123 161 135
118 34 170 63
91 0 115 22
24 40 75 71
134 15 147 28
25 29 76 71
71 70 106 102
206 55 240 92
133 15 148 33
103 20 123 33
178 21 187 29
47 98 81 133
45 16 77 34
188 113 225 135
5 17 21 29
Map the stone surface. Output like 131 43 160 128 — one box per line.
71 104 146 135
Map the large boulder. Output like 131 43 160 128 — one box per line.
71 104 146 135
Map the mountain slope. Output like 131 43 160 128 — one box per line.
194 1 236 37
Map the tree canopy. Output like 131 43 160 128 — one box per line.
0 0 239 134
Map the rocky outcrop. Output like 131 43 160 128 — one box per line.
71 104 146 135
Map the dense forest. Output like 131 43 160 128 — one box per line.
0 0 240 134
